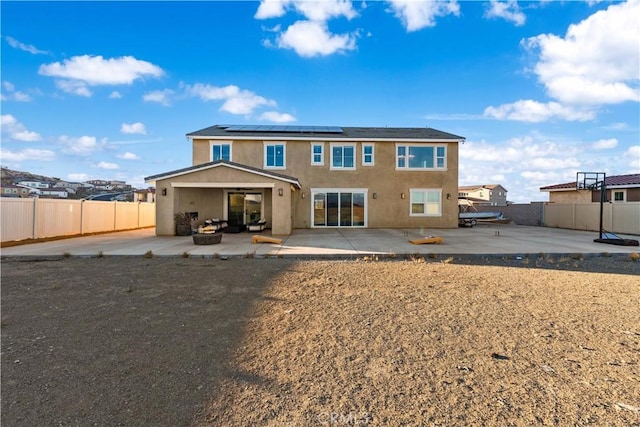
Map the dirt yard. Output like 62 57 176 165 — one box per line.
1 255 639 426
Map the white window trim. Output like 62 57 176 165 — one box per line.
612 189 626 202
362 143 375 166
329 143 356 170
209 140 232 162
311 142 324 166
409 188 442 217
395 143 447 171
310 188 368 228
263 141 286 170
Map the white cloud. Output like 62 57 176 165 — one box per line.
121 122 147 135
1 114 42 141
256 1 359 57
276 20 358 57
68 173 89 181
484 100 595 122
0 148 55 162
117 152 140 160
386 0 460 32
524 0 640 106
591 138 618 150
256 0 357 21
5 36 48 55
55 79 92 97
143 89 173 106
39 55 164 96
624 145 640 168
183 83 276 115
95 161 119 170
293 0 357 21
484 0 526 26
59 135 104 155
255 0 290 19
259 111 297 123
459 135 591 202
1 81 32 102
109 91 122 99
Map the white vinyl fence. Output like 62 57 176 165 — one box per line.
1 198 155 243
543 202 640 235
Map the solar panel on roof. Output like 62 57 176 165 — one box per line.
224 125 343 134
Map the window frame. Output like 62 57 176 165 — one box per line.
263 141 286 170
395 143 447 170
209 141 232 162
311 142 324 166
613 190 626 202
330 143 356 170
310 188 368 228
362 143 375 166
409 188 442 217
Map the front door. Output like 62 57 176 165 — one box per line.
227 192 262 225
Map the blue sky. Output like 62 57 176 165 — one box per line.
1 0 638 202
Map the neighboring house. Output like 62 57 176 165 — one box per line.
134 188 156 203
86 180 110 190
39 188 69 198
458 184 508 206
540 173 640 203
16 180 49 189
56 181 84 190
145 124 465 235
1 184 31 198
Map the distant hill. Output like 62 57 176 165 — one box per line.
1 167 60 186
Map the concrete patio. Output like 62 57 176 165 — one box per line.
1 223 638 258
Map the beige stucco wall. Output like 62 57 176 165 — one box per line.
192 138 459 229
154 165 292 235
548 190 592 203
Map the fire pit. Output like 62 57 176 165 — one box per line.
192 233 222 245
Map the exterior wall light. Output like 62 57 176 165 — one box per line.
278 188 283 196
161 188 167 196
301 192 306 199
372 192 377 199
446 193 451 200
401 192 405 199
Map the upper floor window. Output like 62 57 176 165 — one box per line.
264 142 286 169
330 143 355 170
362 143 374 166
210 141 231 161
410 189 442 217
311 143 324 165
396 144 447 170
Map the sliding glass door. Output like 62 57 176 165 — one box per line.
312 190 366 227
228 192 262 225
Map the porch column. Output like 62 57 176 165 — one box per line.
271 184 292 235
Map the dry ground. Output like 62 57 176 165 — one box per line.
1 255 639 426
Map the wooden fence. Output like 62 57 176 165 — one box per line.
1 198 155 243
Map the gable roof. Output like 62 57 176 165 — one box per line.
459 184 506 192
540 173 640 191
187 124 465 142
144 160 301 188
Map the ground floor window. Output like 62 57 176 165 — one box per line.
613 190 625 202
410 189 442 216
312 189 366 227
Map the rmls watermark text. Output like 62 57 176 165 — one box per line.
316 412 372 425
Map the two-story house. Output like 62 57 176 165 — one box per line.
458 184 508 206
145 125 465 235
